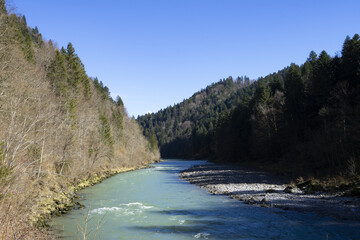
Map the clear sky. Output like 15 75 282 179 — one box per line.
9 0 360 117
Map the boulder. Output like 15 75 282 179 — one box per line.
265 189 276 194
284 186 293 193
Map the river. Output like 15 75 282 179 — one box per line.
53 159 360 239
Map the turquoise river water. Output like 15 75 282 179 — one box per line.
53 159 360 240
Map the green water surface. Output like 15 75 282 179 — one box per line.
53 159 360 240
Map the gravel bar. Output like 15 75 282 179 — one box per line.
180 164 360 221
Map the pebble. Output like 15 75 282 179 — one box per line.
180 164 360 221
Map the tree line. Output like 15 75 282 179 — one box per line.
138 34 360 177
138 76 254 158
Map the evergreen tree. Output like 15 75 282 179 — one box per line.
310 50 333 111
307 50 318 65
273 79 284 94
47 50 68 96
149 131 158 153
0 0 7 15
23 32 35 63
66 42 76 57
116 96 124 107
64 42 91 97
112 109 123 140
21 15 26 25
284 63 305 123
252 78 270 105
65 42 80 88
60 46 67 55
100 114 113 146
341 34 360 91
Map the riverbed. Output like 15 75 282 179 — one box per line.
53 160 360 239
180 163 360 221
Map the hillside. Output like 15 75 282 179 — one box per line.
137 76 258 158
138 34 360 178
0 2 159 239
137 72 287 159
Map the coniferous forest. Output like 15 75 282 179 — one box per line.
1 0 360 238
138 34 360 177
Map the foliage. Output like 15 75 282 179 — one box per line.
47 50 68 96
137 76 255 158
149 131 159 153
0 0 6 14
93 77 110 100
115 95 124 107
99 114 113 146
139 34 360 178
0 4 159 238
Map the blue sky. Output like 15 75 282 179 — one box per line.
10 0 360 117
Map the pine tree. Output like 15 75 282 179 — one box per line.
284 63 305 122
23 32 35 63
21 15 26 25
311 50 333 111
64 42 91 97
66 42 75 57
112 109 123 141
307 50 318 65
269 76 284 95
149 131 158 152
284 64 306 141
116 96 124 107
100 114 113 146
341 34 360 90
47 50 68 96
60 46 67 55
252 78 270 104
0 0 7 15
65 42 80 88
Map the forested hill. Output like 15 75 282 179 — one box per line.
138 34 360 178
137 72 287 159
0 2 159 238
137 75 256 158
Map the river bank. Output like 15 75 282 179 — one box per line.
32 162 159 230
54 159 360 239
180 163 360 221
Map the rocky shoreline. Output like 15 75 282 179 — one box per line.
180 164 360 221
32 164 156 229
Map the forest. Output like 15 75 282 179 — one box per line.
0 2 159 239
138 34 360 177
1 0 360 238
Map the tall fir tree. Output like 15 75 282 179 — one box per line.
284 63 305 122
47 50 68 96
64 42 91 97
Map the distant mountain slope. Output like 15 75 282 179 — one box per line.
137 70 287 159
138 76 256 158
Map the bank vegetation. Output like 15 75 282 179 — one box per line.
0 2 159 239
